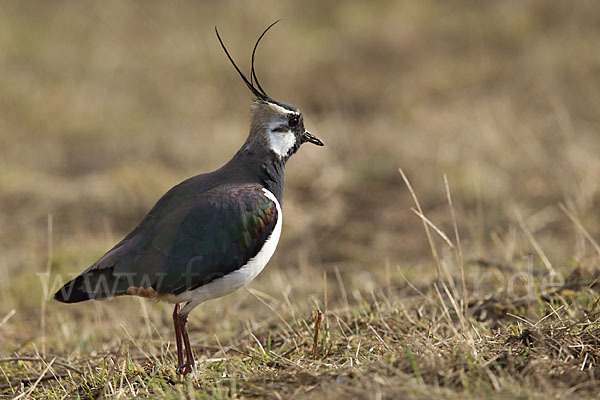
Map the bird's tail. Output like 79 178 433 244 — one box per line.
54 269 129 303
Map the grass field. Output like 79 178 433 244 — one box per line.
2 1 600 398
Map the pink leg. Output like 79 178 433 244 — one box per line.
177 311 195 376
172 304 185 373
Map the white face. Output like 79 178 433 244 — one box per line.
267 123 297 157
265 103 301 157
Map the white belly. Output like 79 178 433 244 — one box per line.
167 188 282 313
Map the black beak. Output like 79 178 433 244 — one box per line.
302 130 324 146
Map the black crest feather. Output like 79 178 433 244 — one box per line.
215 21 281 102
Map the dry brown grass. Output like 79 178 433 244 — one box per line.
2 1 600 398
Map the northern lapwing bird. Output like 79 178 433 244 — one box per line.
53 22 323 376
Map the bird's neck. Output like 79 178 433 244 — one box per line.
227 141 287 203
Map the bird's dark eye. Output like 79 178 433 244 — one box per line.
289 115 299 127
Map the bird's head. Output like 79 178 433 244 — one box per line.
216 22 324 160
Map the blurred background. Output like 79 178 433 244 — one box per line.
1 0 600 362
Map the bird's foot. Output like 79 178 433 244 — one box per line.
176 362 195 377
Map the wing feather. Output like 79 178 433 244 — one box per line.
54 183 278 302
